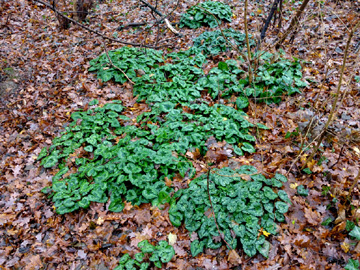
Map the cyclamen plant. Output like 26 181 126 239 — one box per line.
39 28 306 259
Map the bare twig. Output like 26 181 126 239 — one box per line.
140 0 163 17
139 0 181 36
258 0 281 49
302 19 360 169
329 144 345 169
117 22 146 30
32 0 157 47
276 0 311 48
244 0 253 84
286 130 323 175
347 168 360 201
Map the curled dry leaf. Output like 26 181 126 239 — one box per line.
228 249 242 265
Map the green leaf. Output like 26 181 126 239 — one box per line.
241 142 255 153
243 243 256 257
297 185 309 196
190 239 204 257
236 96 249 109
346 220 356 231
89 99 99 106
275 173 287 183
84 145 94 152
275 211 285 222
140 263 150 270
271 178 283 188
103 103 124 112
257 240 270 258
119 253 131 265
154 261 162 268
275 201 289 214
169 210 183 227
345 259 360 270
109 198 124 212
78 197 91 209
70 111 84 121
256 123 270 129
134 252 145 262
263 186 278 200
218 61 229 71
321 217 333 227
41 186 52 194
138 240 155 253
233 145 244 156
37 147 48 160
350 226 360 240
42 156 59 168
303 168 312 174
278 190 291 204
157 241 175 263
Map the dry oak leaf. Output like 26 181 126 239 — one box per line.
294 233 311 247
24 255 42 270
304 207 321 226
228 249 242 265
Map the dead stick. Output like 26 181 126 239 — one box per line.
139 0 181 36
259 0 281 44
244 0 253 84
32 0 156 48
140 0 163 17
302 19 360 169
347 168 360 201
276 0 310 48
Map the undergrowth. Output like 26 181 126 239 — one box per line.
169 167 290 257
192 28 256 56
114 240 175 269
38 28 306 260
179 1 232 29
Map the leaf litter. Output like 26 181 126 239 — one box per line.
0 0 360 269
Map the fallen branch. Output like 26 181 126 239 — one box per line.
140 0 163 17
32 0 157 47
117 22 146 30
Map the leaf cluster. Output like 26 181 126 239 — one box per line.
114 240 175 270
179 1 232 29
199 53 306 103
38 31 302 258
169 166 291 257
249 51 307 103
38 93 256 215
192 28 256 56
39 100 178 214
133 47 206 103
88 47 163 84
136 100 255 154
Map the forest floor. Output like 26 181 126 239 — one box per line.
1 0 360 269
